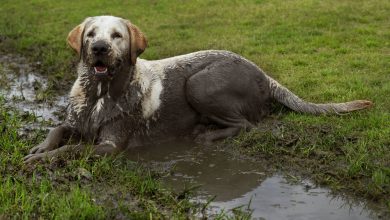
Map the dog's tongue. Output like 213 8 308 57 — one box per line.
95 66 107 71
95 66 107 73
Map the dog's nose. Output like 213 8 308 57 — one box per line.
92 41 110 55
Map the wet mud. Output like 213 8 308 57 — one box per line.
0 53 67 126
127 141 384 219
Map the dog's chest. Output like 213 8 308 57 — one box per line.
67 81 145 139
67 98 119 138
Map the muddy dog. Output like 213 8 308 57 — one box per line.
24 16 372 163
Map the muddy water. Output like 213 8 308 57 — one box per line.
127 141 382 219
0 53 67 125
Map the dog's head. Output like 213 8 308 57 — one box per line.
67 16 147 78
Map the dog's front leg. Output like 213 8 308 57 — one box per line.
29 124 73 154
23 141 123 164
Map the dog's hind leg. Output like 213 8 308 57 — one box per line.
195 127 241 144
194 116 255 144
29 124 74 154
186 64 263 143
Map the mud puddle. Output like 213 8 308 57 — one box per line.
127 141 383 219
0 53 67 126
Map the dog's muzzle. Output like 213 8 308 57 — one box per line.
91 41 112 77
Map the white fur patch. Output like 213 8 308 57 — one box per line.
69 78 87 115
94 97 104 114
133 60 165 119
116 103 124 112
142 79 163 118
102 140 117 148
97 82 102 97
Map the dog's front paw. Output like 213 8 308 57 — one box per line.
23 152 52 164
29 143 54 154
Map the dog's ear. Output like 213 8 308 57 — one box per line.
67 18 90 55
125 20 147 65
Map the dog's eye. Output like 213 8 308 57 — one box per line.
87 31 95 38
111 32 122 39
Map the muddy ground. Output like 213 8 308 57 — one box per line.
0 53 388 219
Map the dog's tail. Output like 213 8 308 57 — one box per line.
267 76 373 115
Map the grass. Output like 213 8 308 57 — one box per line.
0 0 389 217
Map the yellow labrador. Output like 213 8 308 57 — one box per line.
24 16 372 163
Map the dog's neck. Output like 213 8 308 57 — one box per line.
68 61 142 119
75 62 135 100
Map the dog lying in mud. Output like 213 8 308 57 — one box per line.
24 16 372 163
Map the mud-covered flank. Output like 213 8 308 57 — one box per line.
0 53 67 125
126 141 384 219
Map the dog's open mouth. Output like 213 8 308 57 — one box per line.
93 61 109 76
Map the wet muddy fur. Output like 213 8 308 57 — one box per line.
24 16 372 163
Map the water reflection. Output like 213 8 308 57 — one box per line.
127 141 381 219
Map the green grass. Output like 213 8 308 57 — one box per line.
0 0 389 217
